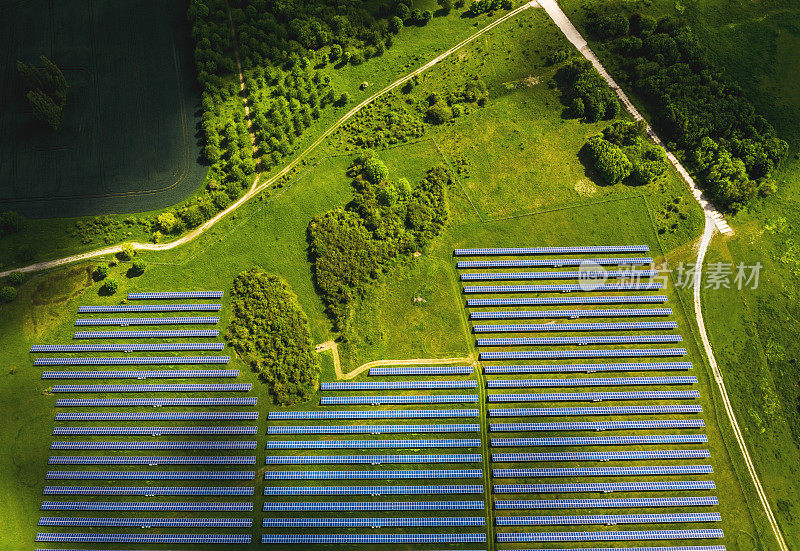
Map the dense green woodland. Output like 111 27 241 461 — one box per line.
586 10 788 210
309 151 450 332
225 269 319 405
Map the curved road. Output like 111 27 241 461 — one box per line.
0 2 536 280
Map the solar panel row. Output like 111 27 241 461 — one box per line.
43 370 239 379
46 470 256 480
488 406 703 416
464 283 663 293
49 456 257 465
39 517 251 527
489 420 705 431
36 534 249 543
262 469 482 480
43 486 254 495
494 497 719 509
75 317 219 326
261 517 486 527
55 398 256 406
74 330 220 339
51 441 258 450
467 296 668 306
457 257 653 268
53 426 258 435
268 409 479 420
265 439 481 450
369 366 473 376
473 322 677 333
491 450 711 462
487 391 700 402
41 501 253 511
127 291 224 299
263 485 484 496
263 501 485 511
267 424 480 435
79 304 221 313
262 534 486 543
492 466 713 477
495 513 722 525
37 356 230 366
484 363 693 374
486 376 697 388
320 395 479 405
55 411 257 420
472 309 673 320
453 246 650 255
494 481 717 494
491 435 708 447
50 383 248 392
32 343 224 352
320 380 477 390
263 454 482 465
477 335 683 346
461 270 658 281
496 529 724 542
481 349 688 360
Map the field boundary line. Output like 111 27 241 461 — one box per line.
536 0 733 236
694 216 789 551
1 3 535 279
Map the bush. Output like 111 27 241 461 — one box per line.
129 260 147 277
225 269 319 405
363 157 390 183
8 272 24 286
93 264 109 281
117 242 135 261
426 102 452 124
0 286 17 302
100 279 118 295
157 212 178 234
583 136 633 185
0 211 23 237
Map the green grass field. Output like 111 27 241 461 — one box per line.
0 0 207 218
560 0 800 544
0 2 782 549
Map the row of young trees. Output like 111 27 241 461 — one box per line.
308 151 450 331
587 10 788 210
225 269 320 405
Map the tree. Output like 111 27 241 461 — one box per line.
8 272 24 286
364 157 390 183
157 212 179 233
420 10 433 23
129 260 147 276
0 286 16 303
337 92 351 106
101 279 118 295
426 102 452 124
438 0 453 14
583 136 633 185
117 242 135 261
26 88 64 130
329 43 342 61
389 16 403 33
592 13 629 40
93 264 109 281
396 3 411 21
602 120 646 146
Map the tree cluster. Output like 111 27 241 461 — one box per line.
467 0 513 17
17 56 69 130
555 58 620 122
308 152 450 330
583 120 668 187
225 269 319 405
587 10 789 210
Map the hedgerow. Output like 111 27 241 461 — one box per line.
226 269 319 405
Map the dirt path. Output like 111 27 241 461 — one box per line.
0 2 536 280
536 0 733 236
315 340 475 381
693 217 789 551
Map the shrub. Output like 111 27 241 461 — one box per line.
157 212 179 234
0 286 17 302
100 279 118 295
0 211 23 237
93 264 109 281
225 269 319 405
557 59 619 122
129 260 147 277
389 16 403 33
583 136 633 185
426 102 452 124
8 272 24 286
117 242 135 261
363 157 390 183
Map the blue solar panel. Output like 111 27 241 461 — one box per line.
266 439 481 449
473 322 677 333
37 356 230 366
268 409 479 420
79 304 221 313
487 391 700 402
461 270 658 281
53 426 258 435
55 398 256 406
127 291 224 299
262 517 485 527
489 420 705 431
464 283 663 293
264 454 482 464
495 513 721 526
476 335 682 346
49 456 257 465
55 411 258 421
43 486 254 495
320 381 477 390
39 517 251 527
41 501 254 511
46 470 255 480
492 466 713 478
492 450 711 462
51 441 257 450
486 377 697 388
369 366 474 376
32 343 224 352
263 485 484 495
458 257 653 268
263 469 482 480
74 330 220 339
75 317 219 326
491 435 708 447
494 497 719 509
50 383 248 392
481 349 688 360
488 406 703 416
496 529 724 542
468 296 668 307
36 534 249 544
490 547 725 551
472 309 673 320
263 501 485 511
485 363 693 374
494 481 717 494
43 370 238 379
262 534 486 544
320 395 479 405
267 424 479 435
454 246 650 256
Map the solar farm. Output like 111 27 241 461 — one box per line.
28 248 739 550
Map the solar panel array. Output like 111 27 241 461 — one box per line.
267 423 479 435
370 365 473 376
269 409 479 420
263 454 482 464
321 380 477 390
127 291 224 299
263 501 485 511
37 293 257 546
320 394 479 405
454 246 722 546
